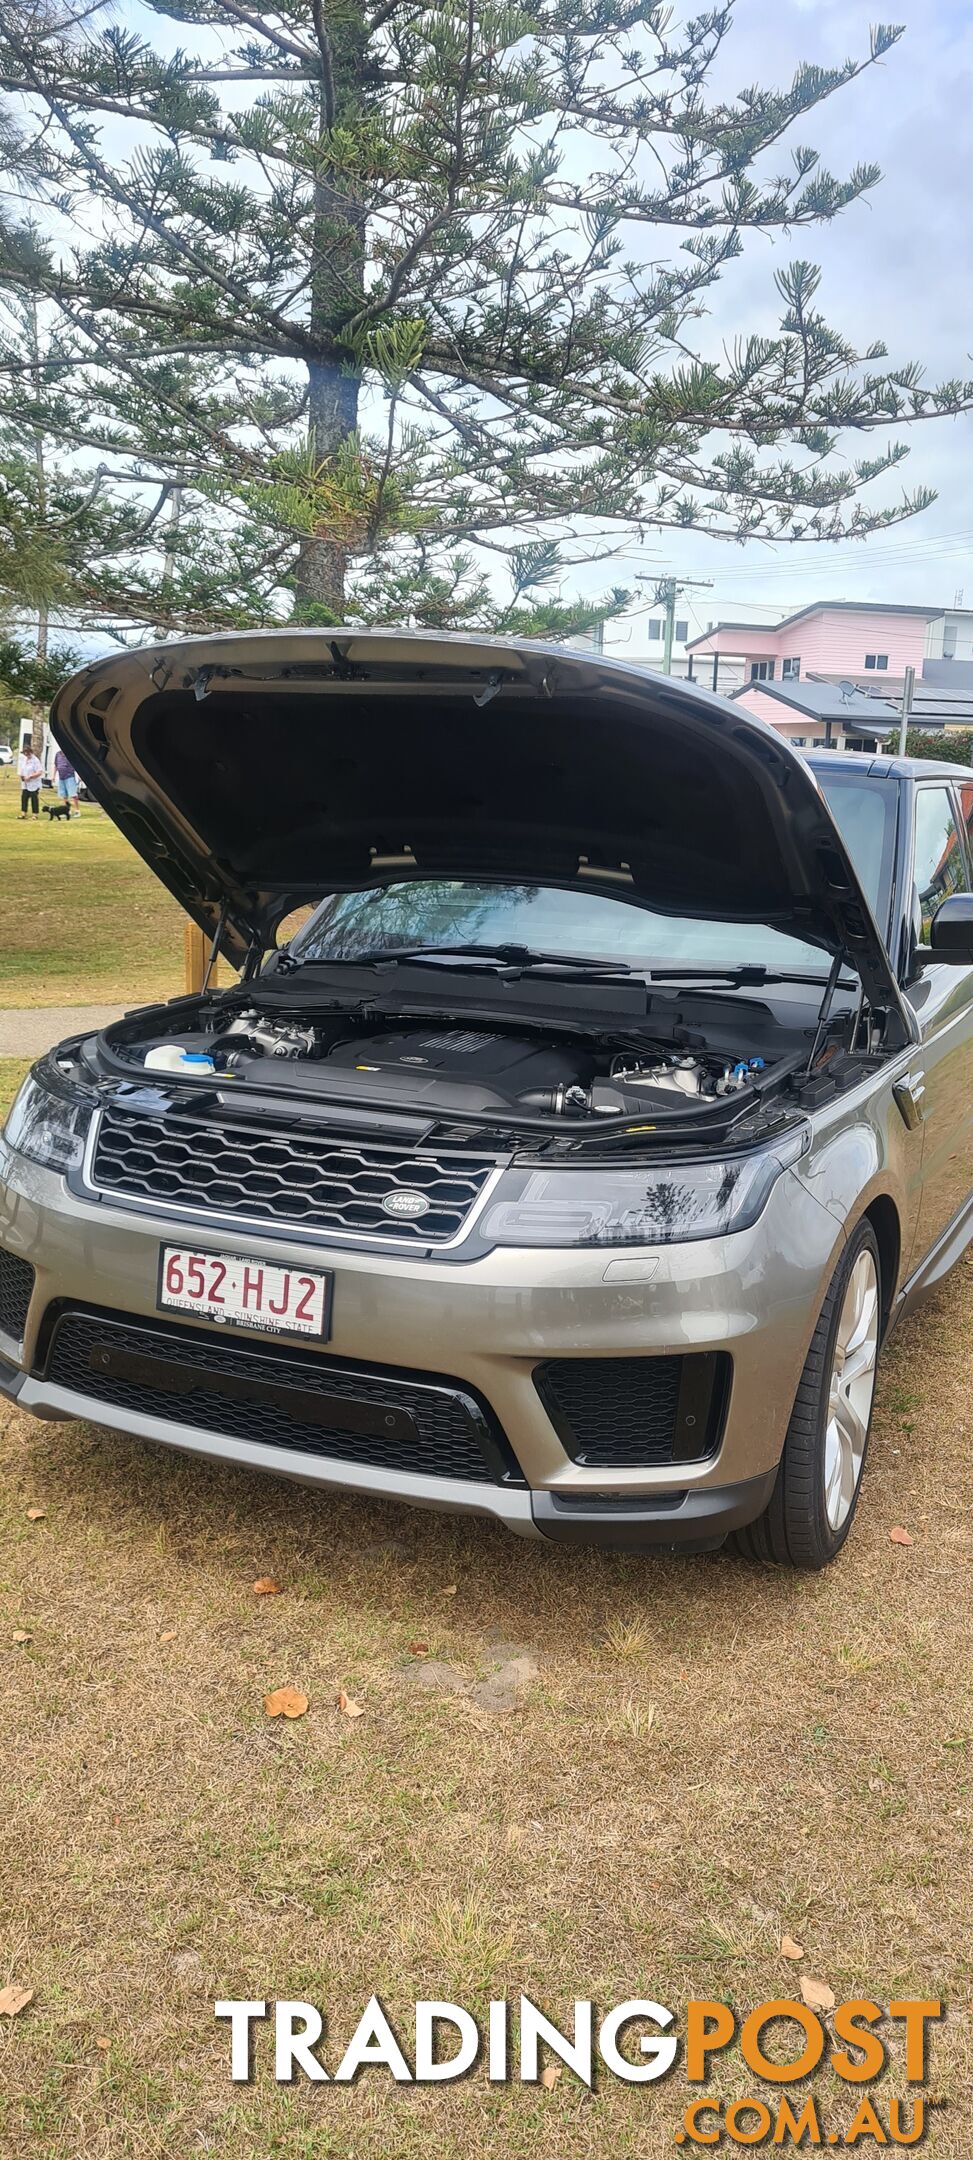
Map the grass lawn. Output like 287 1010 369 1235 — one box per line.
1 1264 972 2156
0 1058 31 1120
0 768 186 1009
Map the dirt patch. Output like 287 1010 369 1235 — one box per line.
407 1647 541 1713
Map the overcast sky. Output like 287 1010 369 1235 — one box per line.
596 0 973 648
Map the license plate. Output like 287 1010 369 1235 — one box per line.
157 1246 332 1340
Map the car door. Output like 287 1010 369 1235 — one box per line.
906 779 973 1262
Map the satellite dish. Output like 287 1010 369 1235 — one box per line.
838 679 857 705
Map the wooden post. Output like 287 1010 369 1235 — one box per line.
184 921 208 994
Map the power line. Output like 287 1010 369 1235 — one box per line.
679 528 973 585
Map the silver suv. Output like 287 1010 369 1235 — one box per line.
3 630 973 1568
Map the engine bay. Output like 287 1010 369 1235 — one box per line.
215 1011 770 1117
102 1001 791 1126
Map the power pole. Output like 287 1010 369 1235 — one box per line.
659 578 677 676
638 575 714 675
897 665 915 759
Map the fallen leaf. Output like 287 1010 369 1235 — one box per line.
407 1641 429 1657
25 1506 46 1522
889 1526 913 1546
337 1689 364 1718
95 2035 110 2051
780 1935 804 1961
11 1630 30 1645
252 1576 281 1596
800 1975 836 2013
159 1629 177 1643
541 2065 562 2091
440 1584 458 1597
0 1985 33 2017
263 1686 308 1719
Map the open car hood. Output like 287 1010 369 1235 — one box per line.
51 627 909 1022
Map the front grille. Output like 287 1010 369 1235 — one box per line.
534 1352 729 1468
90 1105 496 1245
0 1248 34 1341
44 1307 522 1485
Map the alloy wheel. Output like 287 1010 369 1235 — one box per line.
823 1247 880 1532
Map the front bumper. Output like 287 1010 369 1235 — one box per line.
0 1138 845 1548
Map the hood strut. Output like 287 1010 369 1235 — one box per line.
202 899 229 992
806 950 854 1073
242 930 265 983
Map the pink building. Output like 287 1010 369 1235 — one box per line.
686 601 943 695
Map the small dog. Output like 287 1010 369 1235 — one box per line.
43 799 71 824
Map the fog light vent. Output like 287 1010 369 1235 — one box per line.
533 1353 729 1468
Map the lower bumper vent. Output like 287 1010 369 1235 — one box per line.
44 1308 523 1486
0 1248 34 1342
533 1352 729 1468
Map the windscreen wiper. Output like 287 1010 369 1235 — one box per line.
288 942 636 977
646 965 857 989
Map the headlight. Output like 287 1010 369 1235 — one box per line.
480 1133 807 1248
3 1061 94 1171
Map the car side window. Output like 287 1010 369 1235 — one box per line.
912 786 967 944
957 783 973 879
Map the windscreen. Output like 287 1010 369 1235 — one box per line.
813 769 898 936
293 880 832 973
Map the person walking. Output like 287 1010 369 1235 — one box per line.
53 745 81 816
17 736 43 818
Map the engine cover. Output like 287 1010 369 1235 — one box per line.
326 1027 589 1111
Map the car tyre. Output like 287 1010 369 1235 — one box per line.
732 1219 882 1570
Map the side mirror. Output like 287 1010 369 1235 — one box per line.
929 893 973 963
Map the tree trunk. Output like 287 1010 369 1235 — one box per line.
293 349 357 616
30 297 51 772
292 34 366 625
159 480 183 641
36 602 49 777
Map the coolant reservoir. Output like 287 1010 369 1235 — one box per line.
144 1045 216 1075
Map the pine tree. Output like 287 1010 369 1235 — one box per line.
0 630 80 747
0 2 969 636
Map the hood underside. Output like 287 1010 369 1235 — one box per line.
50 627 907 1019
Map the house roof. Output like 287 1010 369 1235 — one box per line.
808 669 972 730
685 597 944 654
809 664 973 727
685 620 778 647
902 687 973 728
731 678 899 732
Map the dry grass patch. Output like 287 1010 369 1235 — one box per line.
0 1059 30 1120
0 769 185 1008
1 1263 973 2154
